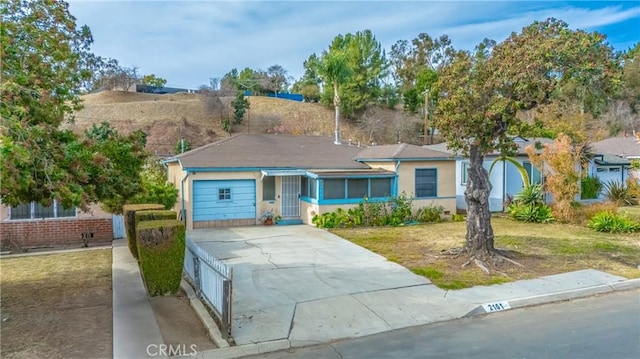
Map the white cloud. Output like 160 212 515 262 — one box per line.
68 0 640 89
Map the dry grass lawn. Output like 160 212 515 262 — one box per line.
0 249 112 359
331 216 640 290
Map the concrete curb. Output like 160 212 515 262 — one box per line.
1 245 111 258
193 339 291 359
180 280 230 349
185 279 639 358
466 278 640 317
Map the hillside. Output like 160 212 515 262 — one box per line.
69 90 425 155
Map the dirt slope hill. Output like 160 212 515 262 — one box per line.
69 90 423 155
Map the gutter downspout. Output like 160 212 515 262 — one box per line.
394 160 401 196
180 170 190 223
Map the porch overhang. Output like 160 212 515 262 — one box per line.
260 169 307 181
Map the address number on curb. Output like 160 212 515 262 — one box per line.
482 301 511 313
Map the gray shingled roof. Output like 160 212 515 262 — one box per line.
592 136 640 158
423 137 554 156
594 154 631 166
173 134 370 170
355 143 453 161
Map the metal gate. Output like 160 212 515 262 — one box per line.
112 214 125 239
281 176 300 217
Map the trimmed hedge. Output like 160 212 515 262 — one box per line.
136 219 186 296
135 210 177 223
123 204 164 259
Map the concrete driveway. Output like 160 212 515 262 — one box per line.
187 225 477 347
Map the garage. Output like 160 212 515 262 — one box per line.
192 180 256 225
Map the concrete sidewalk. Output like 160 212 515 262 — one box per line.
184 226 640 359
112 240 166 358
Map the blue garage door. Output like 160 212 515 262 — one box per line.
193 180 256 221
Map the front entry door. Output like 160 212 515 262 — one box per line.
281 176 300 218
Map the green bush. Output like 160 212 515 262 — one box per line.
580 176 603 199
312 194 419 229
451 213 465 222
312 208 351 228
123 204 164 259
135 210 177 223
513 184 544 206
508 202 554 223
136 219 186 296
416 204 444 223
603 181 637 206
587 211 640 233
388 192 415 225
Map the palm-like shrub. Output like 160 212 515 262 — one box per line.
603 181 637 206
508 184 554 223
588 210 639 233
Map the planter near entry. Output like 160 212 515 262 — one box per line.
263 218 273 226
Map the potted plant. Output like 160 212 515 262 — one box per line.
259 209 276 225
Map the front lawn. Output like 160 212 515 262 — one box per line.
0 249 112 359
331 216 640 290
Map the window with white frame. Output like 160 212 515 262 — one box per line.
218 188 231 200
461 162 469 185
523 162 542 185
10 201 76 220
262 176 275 201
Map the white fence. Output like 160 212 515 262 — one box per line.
184 238 233 339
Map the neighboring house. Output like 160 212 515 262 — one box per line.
0 202 114 250
426 137 552 212
164 134 456 230
589 136 639 186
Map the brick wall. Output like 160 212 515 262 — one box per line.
0 218 113 250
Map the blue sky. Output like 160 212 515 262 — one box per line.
68 1 640 90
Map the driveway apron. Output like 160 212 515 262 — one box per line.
187 225 476 347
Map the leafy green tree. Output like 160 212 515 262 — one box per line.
311 30 388 119
175 138 191 154
85 123 149 214
1 0 93 209
141 74 167 90
339 30 389 115
130 159 178 210
265 65 291 95
434 19 619 265
294 54 322 101
231 92 249 125
619 42 640 132
316 47 352 144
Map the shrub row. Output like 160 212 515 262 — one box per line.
312 194 446 229
122 204 184 296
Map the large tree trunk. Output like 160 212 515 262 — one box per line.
464 144 495 258
333 81 341 144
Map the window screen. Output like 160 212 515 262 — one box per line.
415 169 437 198
370 178 392 197
263 176 275 201
308 178 317 199
323 179 345 199
347 179 368 199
